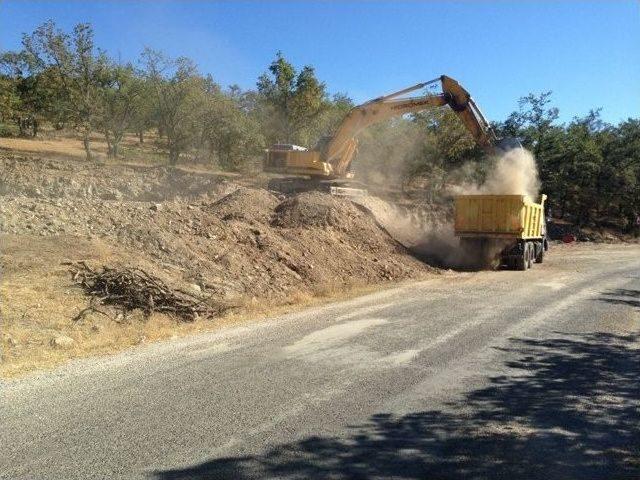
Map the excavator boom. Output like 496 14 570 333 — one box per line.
264 75 510 181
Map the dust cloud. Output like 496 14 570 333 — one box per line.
361 148 541 270
451 148 541 201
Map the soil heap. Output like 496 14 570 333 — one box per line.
1 153 436 305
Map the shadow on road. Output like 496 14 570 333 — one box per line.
154 332 640 480
598 288 640 309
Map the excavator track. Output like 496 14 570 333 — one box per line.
267 177 368 197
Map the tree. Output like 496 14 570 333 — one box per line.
0 74 22 132
19 21 109 160
100 63 144 157
601 118 640 230
499 92 640 230
256 52 329 146
140 49 210 165
203 91 264 170
129 77 154 144
0 51 60 136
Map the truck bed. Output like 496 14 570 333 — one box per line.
454 194 545 240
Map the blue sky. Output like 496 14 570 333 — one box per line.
1 1 638 124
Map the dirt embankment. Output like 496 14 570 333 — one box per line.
0 153 436 376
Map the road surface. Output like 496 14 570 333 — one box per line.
2 243 639 479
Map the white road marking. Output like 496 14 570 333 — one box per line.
284 318 388 356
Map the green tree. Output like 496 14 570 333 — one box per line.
21 21 109 160
140 49 210 165
256 52 329 146
203 90 264 170
0 74 21 133
0 51 63 136
129 77 154 144
601 118 640 230
100 63 144 157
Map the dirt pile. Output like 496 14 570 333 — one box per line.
1 153 435 307
208 187 280 224
273 192 371 230
0 153 239 201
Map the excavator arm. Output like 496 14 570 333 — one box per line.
324 75 498 176
263 75 512 180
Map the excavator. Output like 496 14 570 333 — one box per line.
263 75 520 194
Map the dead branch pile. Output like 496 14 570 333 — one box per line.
68 262 228 321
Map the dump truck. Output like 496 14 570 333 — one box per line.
454 194 549 270
264 75 521 193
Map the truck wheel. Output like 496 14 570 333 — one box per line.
535 242 544 263
543 237 549 251
515 245 527 271
516 255 527 271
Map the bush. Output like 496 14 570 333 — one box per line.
0 123 18 137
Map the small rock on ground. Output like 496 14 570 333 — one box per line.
50 335 75 349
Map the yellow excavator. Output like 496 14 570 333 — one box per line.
263 75 520 193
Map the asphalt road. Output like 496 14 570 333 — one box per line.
2 243 639 479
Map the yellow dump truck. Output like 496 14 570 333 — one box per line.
454 194 549 270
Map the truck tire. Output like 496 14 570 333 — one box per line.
535 242 544 263
515 243 528 271
526 243 534 269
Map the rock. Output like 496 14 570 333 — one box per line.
188 283 202 294
150 203 162 211
50 335 75 349
3 334 18 347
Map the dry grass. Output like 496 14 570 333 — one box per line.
0 136 110 161
0 132 252 178
0 234 240 377
0 132 164 164
0 234 404 378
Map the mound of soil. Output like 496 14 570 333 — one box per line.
1 153 436 308
272 192 367 230
208 187 280 224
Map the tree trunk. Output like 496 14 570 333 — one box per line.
104 131 114 158
83 129 93 162
168 146 179 165
112 132 122 158
17 117 25 137
32 119 39 137
138 130 144 144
